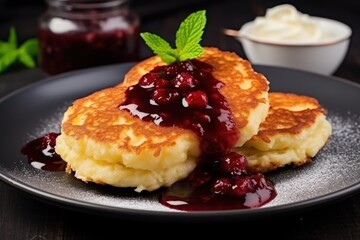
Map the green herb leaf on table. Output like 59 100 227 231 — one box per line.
0 27 39 74
140 10 207 64
8 27 18 49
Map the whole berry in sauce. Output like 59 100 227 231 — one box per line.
178 60 195 72
174 72 198 90
139 72 159 89
231 177 256 197
150 88 179 105
211 177 232 195
154 78 170 89
163 64 178 78
182 90 208 108
218 152 248 176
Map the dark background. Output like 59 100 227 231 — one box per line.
1 0 359 83
0 0 360 239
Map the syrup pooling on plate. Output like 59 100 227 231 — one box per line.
119 59 276 211
21 132 65 171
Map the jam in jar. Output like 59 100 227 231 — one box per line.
38 0 140 75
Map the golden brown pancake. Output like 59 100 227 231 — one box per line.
55 47 270 192
234 92 332 173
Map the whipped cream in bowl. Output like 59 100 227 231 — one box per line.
239 4 351 46
229 4 352 75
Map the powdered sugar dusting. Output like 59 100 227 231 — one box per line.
13 108 360 212
265 110 360 207
25 103 70 140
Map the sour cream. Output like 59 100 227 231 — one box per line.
241 4 333 44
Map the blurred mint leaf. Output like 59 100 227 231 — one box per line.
0 27 39 74
0 51 18 73
8 27 18 49
20 39 39 57
18 49 36 68
0 41 15 56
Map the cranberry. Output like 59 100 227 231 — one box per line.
211 178 232 195
138 72 159 88
218 152 247 176
231 177 256 197
182 90 208 108
163 64 178 78
174 72 198 90
178 60 195 72
250 173 269 189
150 89 179 105
154 78 170 89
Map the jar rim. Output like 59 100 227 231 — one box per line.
47 0 128 10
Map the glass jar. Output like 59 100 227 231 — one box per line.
38 0 140 75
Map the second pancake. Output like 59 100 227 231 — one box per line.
234 92 332 173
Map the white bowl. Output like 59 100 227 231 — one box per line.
233 17 352 75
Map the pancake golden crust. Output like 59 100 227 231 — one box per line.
253 93 325 145
55 47 270 192
235 92 332 173
56 85 200 192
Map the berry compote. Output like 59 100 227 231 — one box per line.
119 59 277 211
38 27 139 75
21 132 65 172
38 0 140 75
20 59 276 211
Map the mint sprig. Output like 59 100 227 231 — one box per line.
140 10 206 64
0 27 39 74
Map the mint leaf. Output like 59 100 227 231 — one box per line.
178 44 204 61
141 10 207 64
140 32 177 64
0 27 39 74
0 41 14 56
0 51 18 73
18 49 36 68
175 10 206 59
20 38 39 56
8 27 18 49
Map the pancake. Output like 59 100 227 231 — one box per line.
234 92 332 173
55 47 270 192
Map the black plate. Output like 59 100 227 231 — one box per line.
1 63 360 221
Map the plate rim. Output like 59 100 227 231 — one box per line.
1 63 359 220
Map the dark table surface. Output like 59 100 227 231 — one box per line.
1 0 360 239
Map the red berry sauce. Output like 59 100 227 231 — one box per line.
119 59 277 211
38 27 139 75
20 59 276 211
21 132 65 172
